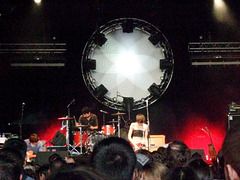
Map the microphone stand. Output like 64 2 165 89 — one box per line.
19 103 25 140
100 110 109 126
146 100 150 151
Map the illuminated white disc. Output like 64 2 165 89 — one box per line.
81 18 174 110
91 29 164 101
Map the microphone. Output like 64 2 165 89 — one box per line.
70 99 75 105
67 99 75 108
22 102 25 111
100 110 109 114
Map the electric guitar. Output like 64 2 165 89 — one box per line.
26 150 36 162
205 127 217 160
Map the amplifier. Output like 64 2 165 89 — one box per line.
228 103 240 115
149 135 166 152
47 146 67 152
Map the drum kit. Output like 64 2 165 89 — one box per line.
58 112 126 155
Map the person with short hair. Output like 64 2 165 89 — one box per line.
24 133 45 154
77 107 98 131
128 114 149 151
91 137 136 180
142 162 169 180
186 158 213 180
167 166 199 180
222 128 240 180
47 166 107 180
0 148 23 180
3 138 35 180
166 140 191 169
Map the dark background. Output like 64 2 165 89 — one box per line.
1 0 240 153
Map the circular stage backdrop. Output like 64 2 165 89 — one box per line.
81 18 174 111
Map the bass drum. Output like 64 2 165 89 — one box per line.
74 131 89 147
85 132 107 153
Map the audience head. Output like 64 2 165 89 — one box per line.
186 158 213 180
222 128 240 180
142 162 169 180
91 137 136 180
0 148 23 180
167 166 199 180
48 166 106 180
36 164 49 180
167 140 191 169
48 153 63 164
134 153 151 180
3 138 27 162
73 154 91 167
24 163 38 180
151 150 168 164
213 149 225 179
49 158 66 175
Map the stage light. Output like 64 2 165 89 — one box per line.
214 0 224 8
160 59 173 70
148 33 165 46
116 52 141 77
148 83 161 97
122 19 134 33
213 0 235 24
94 33 107 46
94 84 108 98
83 59 96 71
34 0 41 4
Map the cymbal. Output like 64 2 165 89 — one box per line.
75 124 89 127
58 117 74 120
111 112 126 116
108 121 118 123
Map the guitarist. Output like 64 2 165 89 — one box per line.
128 114 149 151
24 133 45 159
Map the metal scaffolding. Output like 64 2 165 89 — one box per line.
0 43 67 67
188 42 240 66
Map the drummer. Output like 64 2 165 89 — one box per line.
76 107 98 132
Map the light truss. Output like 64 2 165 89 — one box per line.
189 42 240 66
0 43 67 67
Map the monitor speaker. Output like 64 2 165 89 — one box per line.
227 115 240 131
51 131 66 146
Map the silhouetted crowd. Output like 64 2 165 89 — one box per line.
1 127 240 180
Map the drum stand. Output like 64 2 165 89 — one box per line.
74 125 88 154
117 115 121 138
111 112 126 138
65 119 81 155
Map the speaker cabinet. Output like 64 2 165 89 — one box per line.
149 135 166 152
51 131 66 146
35 151 69 166
227 115 240 131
